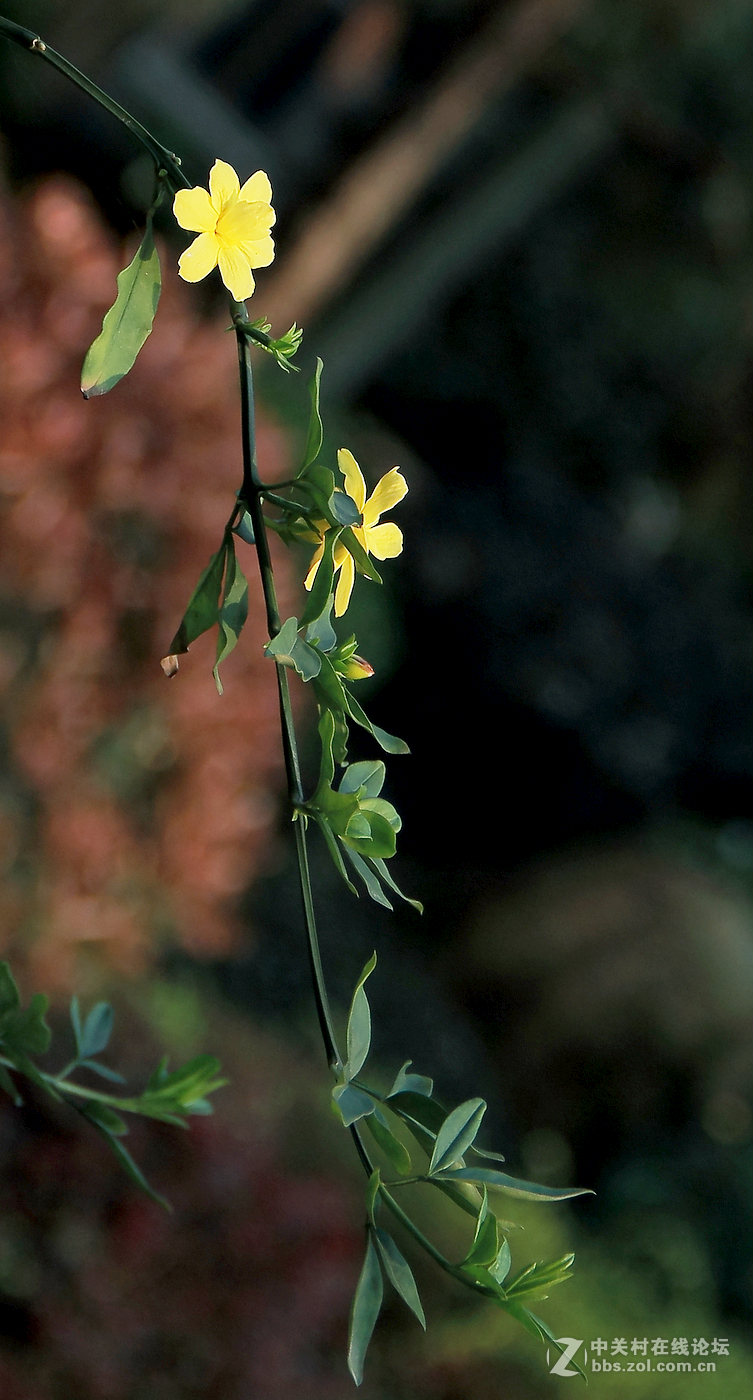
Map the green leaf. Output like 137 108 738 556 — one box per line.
345 952 377 1080
80 1101 128 1135
364 1109 412 1175
213 541 249 695
342 847 393 909
264 615 299 666
491 1235 512 1285
360 797 401 832
70 994 83 1054
304 599 337 652
339 678 409 754
370 858 423 913
340 526 382 583
469 1143 507 1163
167 544 226 655
317 708 336 790
507 1306 587 1380
332 1082 375 1127
388 1090 446 1156
81 219 161 397
432 1167 593 1202
505 1254 575 1300
387 1061 433 1099
0 1066 22 1106
366 1168 381 1223
79 1002 114 1058
315 815 358 894
232 510 255 545
460 1262 508 1300
1 994 51 1057
143 1054 226 1107
429 1098 487 1175
374 1228 426 1328
0 964 20 1020
348 1233 383 1385
301 358 324 471
78 1059 126 1085
462 1193 499 1268
341 809 397 860
330 490 362 526
339 761 385 798
91 1122 171 1211
300 528 341 628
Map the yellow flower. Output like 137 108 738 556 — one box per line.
305 448 407 617
173 159 275 302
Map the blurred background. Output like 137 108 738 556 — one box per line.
2 0 753 1395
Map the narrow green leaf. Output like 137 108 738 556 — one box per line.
304 599 337 652
460 1262 508 1299
463 1193 499 1268
490 1235 512 1285
78 1059 126 1085
339 761 385 798
370 858 423 913
388 1090 446 1154
91 1123 171 1211
332 1082 375 1126
301 357 324 471
429 1098 487 1175
315 815 358 894
80 1101 128 1136
69 994 82 1055
80 1002 114 1058
81 220 161 396
1 994 52 1057
374 1229 426 1328
0 964 20 1019
300 527 341 627
346 987 371 1080
342 847 393 909
0 1065 22 1106
387 1061 433 1099
344 952 377 1081
366 1168 381 1224
432 1167 593 1202
469 1143 507 1163
340 526 382 583
348 1234 383 1386
317 708 336 790
213 541 249 695
167 545 226 655
509 1307 588 1380
365 1109 412 1175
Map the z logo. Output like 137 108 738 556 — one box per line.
547 1338 585 1377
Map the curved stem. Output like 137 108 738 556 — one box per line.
235 321 342 1075
0 17 189 191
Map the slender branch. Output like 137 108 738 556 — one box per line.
0 17 189 191
235 320 343 1075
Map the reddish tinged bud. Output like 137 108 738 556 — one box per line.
338 654 374 681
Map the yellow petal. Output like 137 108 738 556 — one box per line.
334 552 356 616
177 232 220 283
365 522 403 559
209 159 240 213
219 200 275 245
304 539 325 591
240 170 273 204
363 468 408 527
237 235 276 269
217 245 256 300
337 448 367 513
173 186 216 233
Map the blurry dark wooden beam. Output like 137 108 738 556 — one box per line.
315 100 614 400
262 0 592 329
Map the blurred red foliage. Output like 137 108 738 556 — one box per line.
0 175 301 987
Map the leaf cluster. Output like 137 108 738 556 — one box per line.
0 964 226 1211
332 956 591 1384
